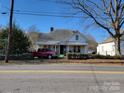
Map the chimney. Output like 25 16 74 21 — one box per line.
50 27 54 32
73 30 78 33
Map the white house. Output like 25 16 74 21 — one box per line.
34 28 89 55
97 36 124 56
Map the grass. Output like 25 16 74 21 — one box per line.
0 59 124 65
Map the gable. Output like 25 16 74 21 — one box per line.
68 32 87 43
100 34 124 44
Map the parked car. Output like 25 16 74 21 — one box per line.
32 48 57 59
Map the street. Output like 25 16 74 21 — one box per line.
0 64 124 93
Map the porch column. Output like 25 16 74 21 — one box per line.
81 46 84 53
67 45 70 53
84 46 88 54
59 45 60 54
55 45 56 52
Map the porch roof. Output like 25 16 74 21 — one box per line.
36 41 88 45
36 41 60 45
66 42 88 45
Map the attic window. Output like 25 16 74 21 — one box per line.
76 35 79 40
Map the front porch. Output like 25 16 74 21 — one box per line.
38 45 88 55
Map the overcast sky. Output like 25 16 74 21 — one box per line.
0 0 109 42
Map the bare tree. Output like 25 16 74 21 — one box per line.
26 25 40 43
61 0 124 56
26 25 41 50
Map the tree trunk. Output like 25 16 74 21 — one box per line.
114 37 121 56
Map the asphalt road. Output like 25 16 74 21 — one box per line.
0 64 124 93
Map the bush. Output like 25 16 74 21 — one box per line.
0 53 33 60
67 53 124 60
89 54 124 59
0 25 31 54
67 53 89 59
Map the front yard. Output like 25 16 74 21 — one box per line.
0 59 124 65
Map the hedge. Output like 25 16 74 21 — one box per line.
89 54 124 59
0 53 33 60
67 53 124 60
67 53 89 59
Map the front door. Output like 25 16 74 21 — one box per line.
60 45 66 54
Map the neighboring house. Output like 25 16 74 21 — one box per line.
86 34 98 54
97 35 124 56
34 28 89 55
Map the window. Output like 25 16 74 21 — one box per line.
74 46 76 52
74 46 80 53
76 35 79 40
77 46 80 52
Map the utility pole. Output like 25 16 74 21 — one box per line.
5 0 14 63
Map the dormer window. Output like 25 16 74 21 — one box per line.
76 35 79 40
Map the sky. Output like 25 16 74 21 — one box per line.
0 0 109 42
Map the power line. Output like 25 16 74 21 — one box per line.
3 11 86 18
5 11 121 19
4 10 124 19
1 5 81 16
37 0 58 3
13 12 85 18
3 8 122 19
0 2 83 18
13 9 77 15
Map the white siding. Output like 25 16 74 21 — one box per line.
121 41 124 55
67 33 88 54
97 42 115 56
68 33 87 44
97 41 124 56
84 46 88 54
80 46 85 54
